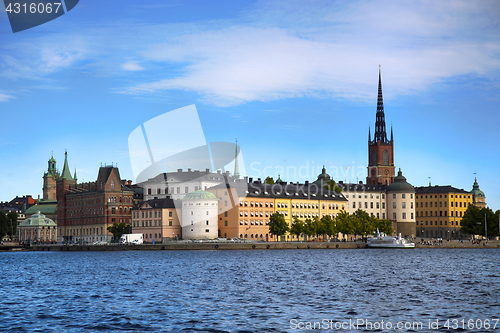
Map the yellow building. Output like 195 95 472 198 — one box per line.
208 180 348 240
415 185 473 240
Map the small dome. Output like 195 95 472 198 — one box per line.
470 178 485 198
19 211 57 227
181 190 219 201
387 169 415 193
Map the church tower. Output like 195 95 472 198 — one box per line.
367 66 395 185
43 153 59 200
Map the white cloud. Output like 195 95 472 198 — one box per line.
0 92 15 102
121 61 144 71
123 0 500 106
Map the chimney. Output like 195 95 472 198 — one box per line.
177 168 182 173
188 168 191 172
305 181 309 185
226 170 230 176
206 168 210 174
249 177 253 183
338 181 344 184
217 170 221 174
359 181 363 184
244 176 248 183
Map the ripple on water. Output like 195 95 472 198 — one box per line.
1 249 499 332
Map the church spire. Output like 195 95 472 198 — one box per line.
233 138 240 179
390 123 393 141
61 150 73 180
374 65 388 143
368 124 371 142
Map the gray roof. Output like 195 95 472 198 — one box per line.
415 185 470 195
209 181 347 201
138 169 236 185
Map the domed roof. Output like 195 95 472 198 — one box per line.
181 190 219 201
312 166 331 185
470 178 485 198
19 212 57 227
387 169 415 193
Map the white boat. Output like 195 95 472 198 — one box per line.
367 231 415 249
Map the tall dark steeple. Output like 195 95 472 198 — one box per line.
367 66 395 186
374 65 388 143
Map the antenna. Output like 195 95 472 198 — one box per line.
428 177 431 186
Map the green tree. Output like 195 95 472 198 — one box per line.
352 209 375 239
0 211 7 239
107 222 130 243
321 215 337 239
7 211 18 238
303 218 315 240
264 176 275 184
324 179 342 193
290 217 305 240
335 211 353 241
269 213 289 241
373 218 393 235
461 205 499 239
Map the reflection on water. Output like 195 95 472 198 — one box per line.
1 249 499 332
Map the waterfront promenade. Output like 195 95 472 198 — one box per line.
2 239 500 252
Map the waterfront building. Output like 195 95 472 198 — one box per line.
138 169 237 201
339 181 387 219
208 180 347 240
386 169 416 237
18 211 57 243
470 178 486 209
415 185 473 240
180 190 219 239
56 152 135 243
367 67 395 186
131 197 181 243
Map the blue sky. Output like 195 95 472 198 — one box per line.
1 0 499 210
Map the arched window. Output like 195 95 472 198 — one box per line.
371 150 376 166
383 150 389 165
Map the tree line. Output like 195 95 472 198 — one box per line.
269 209 393 241
461 205 500 238
0 211 18 240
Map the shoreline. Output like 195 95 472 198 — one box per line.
2 240 500 252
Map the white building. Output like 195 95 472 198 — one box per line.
180 190 219 239
139 169 238 201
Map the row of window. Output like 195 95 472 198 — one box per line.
345 194 384 199
418 194 471 199
146 185 206 195
133 211 173 218
417 220 458 226
239 220 269 225
392 212 414 220
418 211 463 217
418 201 469 208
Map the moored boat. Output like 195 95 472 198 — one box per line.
367 231 415 248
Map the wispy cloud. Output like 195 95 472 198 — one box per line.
123 0 500 106
121 61 144 71
0 92 15 102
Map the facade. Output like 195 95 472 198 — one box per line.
139 169 236 201
56 152 134 243
208 180 348 241
181 190 219 239
386 169 416 237
470 178 486 209
131 197 182 243
339 182 387 219
415 185 473 240
367 67 395 186
18 211 57 244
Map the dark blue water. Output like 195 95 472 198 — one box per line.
1 249 499 332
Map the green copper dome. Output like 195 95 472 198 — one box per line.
19 212 57 227
181 190 219 201
470 178 485 198
387 169 415 193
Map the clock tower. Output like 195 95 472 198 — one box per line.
367 67 395 185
